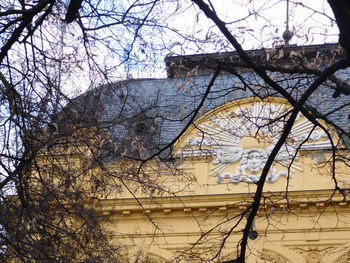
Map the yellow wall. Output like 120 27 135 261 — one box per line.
72 98 350 262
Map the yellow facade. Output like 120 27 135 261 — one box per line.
87 97 350 262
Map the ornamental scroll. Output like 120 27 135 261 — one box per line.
180 100 333 184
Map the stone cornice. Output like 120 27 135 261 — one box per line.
88 189 350 217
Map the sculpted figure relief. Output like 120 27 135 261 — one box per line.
215 147 288 183
184 102 332 184
241 148 267 173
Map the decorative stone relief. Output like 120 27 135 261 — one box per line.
307 152 326 164
305 251 321 263
336 251 350 263
260 249 290 263
213 146 293 183
182 101 332 184
292 246 335 263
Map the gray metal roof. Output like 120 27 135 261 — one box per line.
61 66 350 160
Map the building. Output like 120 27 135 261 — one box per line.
24 44 350 262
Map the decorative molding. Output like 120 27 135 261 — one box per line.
292 246 335 263
260 249 291 263
93 189 349 218
306 251 321 263
321 242 350 263
181 101 332 184
335 251 350 263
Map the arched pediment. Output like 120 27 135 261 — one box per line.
260 244 307 263
260 249 292 263
175 97 339 190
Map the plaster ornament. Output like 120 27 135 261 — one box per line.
307 152 326 163
184 101 333 184
216 147 288 183
338 251 350 263
292 246 335 262
213 147 243 164
306 251 321 263
260 249 290 263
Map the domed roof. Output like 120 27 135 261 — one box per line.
59 44 350 161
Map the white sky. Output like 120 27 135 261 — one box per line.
166 0 338 54
60 0 340 96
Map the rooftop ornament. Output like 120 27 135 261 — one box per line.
282 0 293 45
